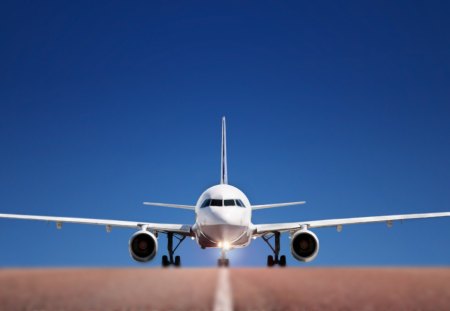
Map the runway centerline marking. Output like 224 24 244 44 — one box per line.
213 268 233 311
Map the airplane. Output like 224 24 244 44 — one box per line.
1 117 449 267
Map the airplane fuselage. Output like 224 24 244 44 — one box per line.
192 184 254 249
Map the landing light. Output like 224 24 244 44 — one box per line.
218 241 231 250
223 241 231 250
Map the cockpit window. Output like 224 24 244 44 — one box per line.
201 199 211 208
236 199 245 207
206 199 245 207
210 199 223 206
224 199 235 206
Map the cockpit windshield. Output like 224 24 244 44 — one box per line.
236 199 245 207
200 199 246 208
201 199 211 208
210 199 223 206
224 199 235 206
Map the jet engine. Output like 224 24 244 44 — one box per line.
129 230 158 262
290 229 319 262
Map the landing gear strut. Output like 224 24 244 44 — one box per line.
217 248 230 267
262 232 286 267
162 232 186 267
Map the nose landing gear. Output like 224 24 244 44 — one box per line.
262 232 287 267
218 247 230 267
162 232 186 267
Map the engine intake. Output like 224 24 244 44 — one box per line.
129 231 158 262
291 229 319 262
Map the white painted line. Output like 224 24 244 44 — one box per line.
213 268 233 311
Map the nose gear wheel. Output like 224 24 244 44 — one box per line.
218 248 230 267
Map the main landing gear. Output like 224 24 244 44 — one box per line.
162 232 186 267
262 232 286 267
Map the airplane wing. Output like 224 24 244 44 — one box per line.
252 201 306 210
254 211 450 235
0 213 192 235
142 202 196 210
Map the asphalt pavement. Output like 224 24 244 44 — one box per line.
0 268 448 310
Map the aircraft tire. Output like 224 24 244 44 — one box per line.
267 255 275 267
162 255 170 267
279 255 287 267
218 258 228 267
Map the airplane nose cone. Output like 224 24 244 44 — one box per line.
198 206 248 243
209 207 239 225
200 223 247 243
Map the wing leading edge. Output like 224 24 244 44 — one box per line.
252 201 306 210
254 211 450 235
0 213 192 235
142 202 196 210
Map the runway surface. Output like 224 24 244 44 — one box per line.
0 268 448 310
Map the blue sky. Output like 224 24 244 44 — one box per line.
0 1 449 267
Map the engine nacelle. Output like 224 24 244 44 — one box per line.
129 230 158 262
290 229 320 262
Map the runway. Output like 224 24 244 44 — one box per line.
0 268 448 310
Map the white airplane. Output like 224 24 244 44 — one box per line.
1 117 449 267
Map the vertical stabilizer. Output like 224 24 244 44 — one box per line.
220 116 228 184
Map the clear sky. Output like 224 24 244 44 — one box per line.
0 1 449 267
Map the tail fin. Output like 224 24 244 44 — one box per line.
220 116 228 184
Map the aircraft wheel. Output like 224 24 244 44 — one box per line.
218 258 229 267
174 256 181 267
267 255 275 267
279 255 287 267
162 255 170 267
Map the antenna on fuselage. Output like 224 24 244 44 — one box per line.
220 116 228 184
